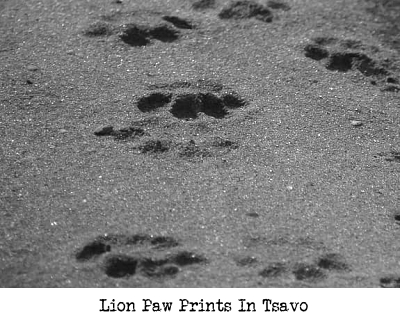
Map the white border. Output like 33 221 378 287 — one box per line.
1 288 397 320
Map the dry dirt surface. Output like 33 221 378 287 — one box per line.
1 0 400 287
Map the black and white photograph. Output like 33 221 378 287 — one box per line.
1 0 399 299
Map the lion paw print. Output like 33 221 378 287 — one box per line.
304 36 400 92
82 11 194 47
138 79 247 120
75 233 207 280
94 79 245 161
255 253 351 284
236 233 352 284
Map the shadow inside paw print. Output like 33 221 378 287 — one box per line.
103 254 138 278
380 276 400 288
101 251 207 279
292 263 327 282
393 211 400 224
327 52 387 76
162 16 193 29
304 43 329 60
192 0 216 10
118 24 151 46
119 23 179 46
75 233 207 280
94 126 146 141
75 239 111 262
267 0 290 11
137 92 173 112
139 258 179 278
316 253 350 271
171 93 232 119
259 262 287 278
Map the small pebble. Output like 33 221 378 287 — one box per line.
27 65 39 71
86 147 97 153
59 129 68 134
66 50 75 55
94 125 114 136
351 120 363 127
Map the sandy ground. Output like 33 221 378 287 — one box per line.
0 0 399 287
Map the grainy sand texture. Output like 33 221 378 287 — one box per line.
1 0 400 287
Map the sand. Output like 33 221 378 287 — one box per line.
0 0 399 287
